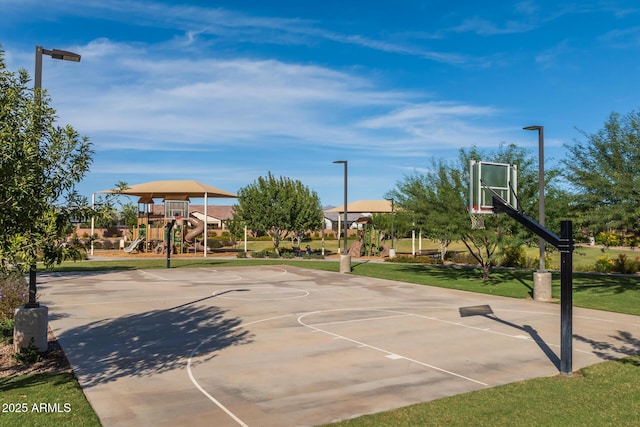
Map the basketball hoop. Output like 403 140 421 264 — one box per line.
469 213 485 230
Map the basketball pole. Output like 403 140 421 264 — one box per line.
493 195 574 375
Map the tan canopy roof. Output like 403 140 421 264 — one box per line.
100 180 236 201
326 200 393 214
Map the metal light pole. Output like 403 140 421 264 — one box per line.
386 198 395 257
524 125 551 301
26 46 81 308
15 45 81 353
333 160 350 272
524 125 545 271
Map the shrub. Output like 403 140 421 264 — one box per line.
236 251 248 258
12 337 42 364
594 256 614 273
612 254 640 274
450 251 479 265
386 255 442 264
0 271 28 320
0 318 14 345
500 245 527 268
252 251 266 258
207 239 223 249
596 231 621 247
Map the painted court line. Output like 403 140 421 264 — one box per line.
199 267 290 280
297 310 488 386
187 314 294 427
140 270 170 281
308 313 413 327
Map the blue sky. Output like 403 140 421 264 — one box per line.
2 1 640 207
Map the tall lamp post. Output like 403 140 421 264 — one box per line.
14 46 81 353
333 160 350 273
26 46 81 308
524 125 552 301
386 198 395 257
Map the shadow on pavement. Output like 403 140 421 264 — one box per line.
460 304 560 370
57 301 252 388
574 330 640 361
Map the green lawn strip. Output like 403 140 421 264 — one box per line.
349 262 640 316
0 372 101 427
320 356 640 427
568 272 640 315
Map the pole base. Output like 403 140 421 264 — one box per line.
533 271 552 302
14 306 49 352
339 255 351 273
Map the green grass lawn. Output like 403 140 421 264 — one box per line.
0 372 101 427
242 237 639 273
8 255 640 426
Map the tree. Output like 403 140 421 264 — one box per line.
563 110 640 239
233 173 323 254
0 47 93 271
371 211 412 249
92 181 130 229
388 144 550 280
386 159 468 260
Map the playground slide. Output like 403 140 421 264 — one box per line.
185 219 205 244
123 237 145 253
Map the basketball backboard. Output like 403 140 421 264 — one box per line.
468 160 518 214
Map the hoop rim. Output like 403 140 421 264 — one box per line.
467 205 495 215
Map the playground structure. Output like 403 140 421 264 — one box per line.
327 200 394 258
344 217 390 258
129 200 215 254
91 180 237 257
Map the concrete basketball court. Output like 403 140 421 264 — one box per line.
39 264 640 427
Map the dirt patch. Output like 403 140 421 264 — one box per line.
0 327 72 379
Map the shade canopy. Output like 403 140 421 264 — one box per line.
100 180 236 200
326 199 393 214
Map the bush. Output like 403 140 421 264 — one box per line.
236 251 248 258
500 246 527 268
0 318 14 345
12 337 42 364
386 255 442 264
0 271 28 320
594 256 614 273
612 254 640 274
596 231 621 247
252 251 266 258
207 239 223 249
450 251 479 265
